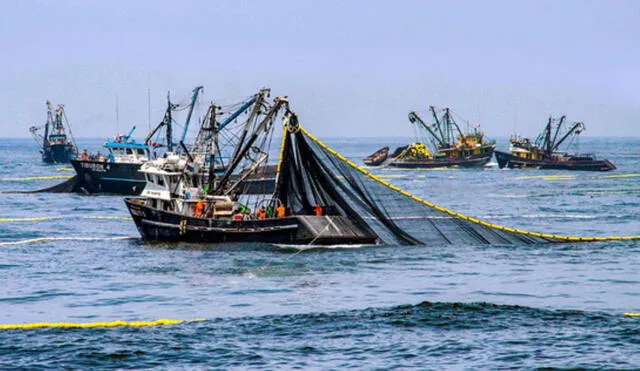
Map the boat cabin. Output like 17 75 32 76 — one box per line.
104 141 151 164
47 134 69 145
139 154 235 217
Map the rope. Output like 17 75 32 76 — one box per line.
297 125 640 243
0 318 204 330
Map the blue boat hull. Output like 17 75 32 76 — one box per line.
70 160 146 195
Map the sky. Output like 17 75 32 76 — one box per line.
1 0 639 139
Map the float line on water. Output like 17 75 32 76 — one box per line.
0 236 137 246
0 318 205 330
0 175 73 181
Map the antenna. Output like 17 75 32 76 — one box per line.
116 94 120 133
147 74 151 131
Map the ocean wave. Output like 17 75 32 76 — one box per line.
1 301 638 369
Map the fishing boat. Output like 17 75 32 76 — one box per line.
29 101 77 163
70 126 157 194
124 97 378 245
365 107 495 168
363 146 389 166
68 87 198 195
69 86 269 195
494 116 616 171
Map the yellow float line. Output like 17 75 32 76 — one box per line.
85 216 133 221
0 217 64 223
298 126 640 243
514 175 575 180
0 175 73 181
0 236 137 246
0 318 205 330
624 312 640 317
57 167 73 171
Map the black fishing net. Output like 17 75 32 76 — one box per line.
276 128 559 246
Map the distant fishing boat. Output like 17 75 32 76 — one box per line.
364 107 495 168
363 146 389 166
29 101 77 163
494 116 616 171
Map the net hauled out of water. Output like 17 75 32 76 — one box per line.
275 122 639 246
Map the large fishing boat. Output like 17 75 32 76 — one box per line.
364 107 495 168
494 116 616 171
29 101 77 163
124 97 378 245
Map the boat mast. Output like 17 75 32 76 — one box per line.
213 97 287 194
179 86 204 145
166 92 174 152
408 111 445 148
229 88 270 162
544 116 553 158
443 108 464 143
144 93 174 149
207 104 218 194
551 121 585 152
44 101 53 145
429 106 446 145
550 115 566 152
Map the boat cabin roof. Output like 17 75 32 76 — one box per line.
104 141 150 150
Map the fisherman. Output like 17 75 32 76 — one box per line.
314 204 323 216
257 206 266 220
81 149 88 161
233 204 247 221
194 200 205 217
276 204 286 218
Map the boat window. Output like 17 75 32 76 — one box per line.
163 201 171 211
157 176 165 186
150 199 157 208
145 174 152 183
137 149 146 155
126 148 134 155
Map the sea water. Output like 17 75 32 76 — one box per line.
1 137 639 368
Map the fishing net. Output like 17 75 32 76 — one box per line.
276 124 634 246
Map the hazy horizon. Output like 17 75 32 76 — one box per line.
2 1 638 139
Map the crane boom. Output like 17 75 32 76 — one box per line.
144 94 173 149
408 111 445 147
429 106 446 144
214 97 287 193
179 86 204 144
550 115 566 150
552 122 585 152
